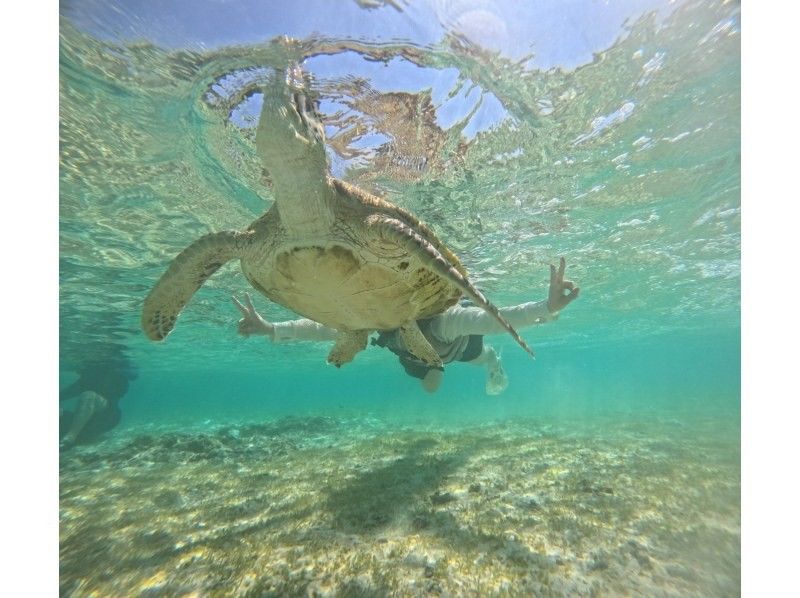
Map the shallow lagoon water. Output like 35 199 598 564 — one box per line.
60 1 740 595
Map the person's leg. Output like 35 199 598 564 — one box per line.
60 391 107 448
467 345 508 395
420 369 443 393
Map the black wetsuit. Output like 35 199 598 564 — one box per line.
372 318 484 380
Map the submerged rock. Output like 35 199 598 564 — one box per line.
430 491 456 505
515 494 541 510
586 549 611 572
577 478 614 495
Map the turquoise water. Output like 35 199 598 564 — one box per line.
60 0 740 595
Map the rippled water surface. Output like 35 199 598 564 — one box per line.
60 1 740 595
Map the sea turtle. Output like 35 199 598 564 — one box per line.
142 66 533 367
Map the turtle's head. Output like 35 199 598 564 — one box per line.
256 67 328 188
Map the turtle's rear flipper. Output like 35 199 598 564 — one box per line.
368 214 535 358
399 321 443 368
327 330 369 367
142 230 252 341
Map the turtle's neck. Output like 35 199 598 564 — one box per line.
272 177 336 238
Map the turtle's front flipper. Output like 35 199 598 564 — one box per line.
399 321 443 368
327 330 370 367
367 215 535 358
142 231 253 341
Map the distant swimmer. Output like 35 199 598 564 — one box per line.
233 258 579 395
60 350 137 450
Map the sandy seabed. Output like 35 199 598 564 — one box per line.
60 411 739 597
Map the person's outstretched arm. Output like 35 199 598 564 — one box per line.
430 257 580 343
232 293 339 343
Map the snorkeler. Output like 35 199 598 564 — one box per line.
60 349 138 450
232 258 579 395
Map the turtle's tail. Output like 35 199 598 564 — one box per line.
368 215 535 358
142 230 253 341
